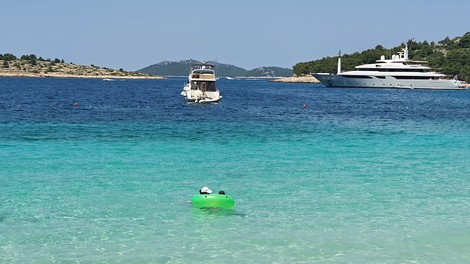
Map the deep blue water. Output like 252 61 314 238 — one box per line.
1 77 470 263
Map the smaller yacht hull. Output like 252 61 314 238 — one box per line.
187 97 222 103
186 90 222 103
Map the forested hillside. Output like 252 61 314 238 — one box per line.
294 32 470 82
137 60 293 77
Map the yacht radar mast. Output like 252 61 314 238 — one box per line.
337 50 342 74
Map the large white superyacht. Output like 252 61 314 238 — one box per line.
312 45 466 89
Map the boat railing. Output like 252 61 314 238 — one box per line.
191 64 215 71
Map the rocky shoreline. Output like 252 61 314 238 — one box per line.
270 75 320 83
0 72 163 79
0 59 162 79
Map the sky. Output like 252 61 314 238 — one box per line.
1 0 469 71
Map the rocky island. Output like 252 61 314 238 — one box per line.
0 54 162 79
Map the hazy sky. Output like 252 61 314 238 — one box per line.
1 0 469 71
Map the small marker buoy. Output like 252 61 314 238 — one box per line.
74 102 78 107
303 104 307 109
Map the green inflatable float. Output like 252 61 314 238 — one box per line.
191 194 235 209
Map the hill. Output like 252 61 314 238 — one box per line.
137 60 293 77
293 32 470 82
0 54 161 79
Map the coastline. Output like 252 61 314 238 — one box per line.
0 72 163 79
0 59 163 80
270 75 320 83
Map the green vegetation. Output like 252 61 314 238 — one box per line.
294 32 470 82
137 60 293 77
1 52 158 78
0 53 18 61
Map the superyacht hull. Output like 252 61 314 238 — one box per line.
313 73 464 90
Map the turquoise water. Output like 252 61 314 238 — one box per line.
1 78 470 263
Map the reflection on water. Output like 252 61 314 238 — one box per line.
191 207 246 220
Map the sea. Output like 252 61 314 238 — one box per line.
1 77 469 263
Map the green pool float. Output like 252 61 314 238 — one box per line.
191 194 235 209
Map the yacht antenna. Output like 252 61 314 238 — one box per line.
337 50 342 74
404 44 409 60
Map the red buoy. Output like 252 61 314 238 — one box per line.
74 102 78 107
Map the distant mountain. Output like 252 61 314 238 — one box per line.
136 60 293 77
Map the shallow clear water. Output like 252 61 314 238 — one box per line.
1 77 469 263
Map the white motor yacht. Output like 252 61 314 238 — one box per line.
181 64 222 103
313 45 465 89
